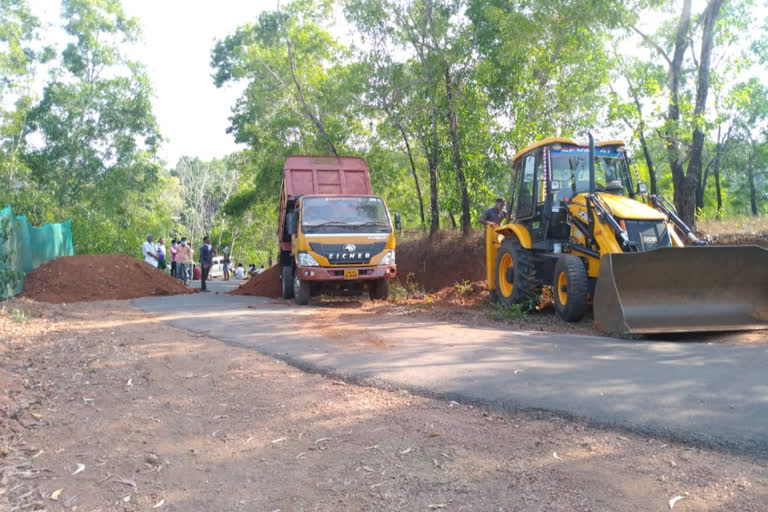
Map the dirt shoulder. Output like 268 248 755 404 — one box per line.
2 299 767 511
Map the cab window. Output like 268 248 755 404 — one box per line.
517 152 536 218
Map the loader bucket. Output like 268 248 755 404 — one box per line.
593 245 768 335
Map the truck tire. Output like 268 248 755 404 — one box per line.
294 275 311 305
368 279 389 301
494 239 538 306
281 265 294 299
553 254 588 322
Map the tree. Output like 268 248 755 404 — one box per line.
730 79 768 216
633 0 725 226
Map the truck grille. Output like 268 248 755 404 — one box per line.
624 220 671 251
309 242 387 265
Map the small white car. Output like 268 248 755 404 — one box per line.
208 256 225 278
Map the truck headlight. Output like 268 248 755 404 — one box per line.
298 252 320 267
379 249 395 266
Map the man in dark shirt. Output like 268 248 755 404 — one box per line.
199 236 214 291
478 198 509 226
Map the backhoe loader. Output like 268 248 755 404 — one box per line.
486 135 768 335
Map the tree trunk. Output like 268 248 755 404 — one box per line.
418 132 440 237
397 123 425 225
443 64 471 237
449 211 457 229
665 0 692 224
638 130 657 195
697 158 713 211
714 162 722 218
747 155 758 216
427 92 441 237
683 0 724 226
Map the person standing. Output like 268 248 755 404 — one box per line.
156 238 167 271
142 234 158 266
222 245 230 281
176 237 192 285
199 236 213 291
478 198 509 226
169 239 178 277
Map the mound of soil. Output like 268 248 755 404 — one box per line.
21 253 194 303
396 230 486 291
230 264 282 298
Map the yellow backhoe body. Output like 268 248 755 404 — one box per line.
486 137 768 335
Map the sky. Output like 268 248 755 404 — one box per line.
31 0 271 166
126 1 269 166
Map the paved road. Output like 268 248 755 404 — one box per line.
134 292 768 456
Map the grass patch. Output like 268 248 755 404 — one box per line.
697 216 768 236
389 272 431 302
488 292 541 322
453 280 472 294
10 308 29 323
489 303 528 321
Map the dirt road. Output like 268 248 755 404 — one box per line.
133 291 768 457
1 298 767 511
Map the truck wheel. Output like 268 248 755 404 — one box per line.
553 254 588 322
495 239 538 306
368 279 389 301
294 276 311 305
281 265 294 299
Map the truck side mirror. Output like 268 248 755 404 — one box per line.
637 182 648 195
286 211 298 236
394 212 402 231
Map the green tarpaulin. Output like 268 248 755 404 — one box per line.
1 205 74 299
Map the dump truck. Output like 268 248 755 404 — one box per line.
486 135 768 335
278 155 398 305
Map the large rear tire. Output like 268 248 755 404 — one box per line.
553 254 588 322
494 239 538 306
294 275 311 305
368 279 389 301
281 265 294 299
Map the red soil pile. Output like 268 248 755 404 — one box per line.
396 230 487 292
21 253 194 303
230 264 282 298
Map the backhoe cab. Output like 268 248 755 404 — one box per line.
486 135 768 335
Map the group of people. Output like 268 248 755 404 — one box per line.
142 234 215 291
142 234 267 291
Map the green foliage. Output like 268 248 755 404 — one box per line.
453 280 472 294
489 292 540 321
489 303 528 321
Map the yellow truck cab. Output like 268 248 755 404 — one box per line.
278 156 397 305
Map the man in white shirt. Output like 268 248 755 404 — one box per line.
234 263 245 280
142 234 158 266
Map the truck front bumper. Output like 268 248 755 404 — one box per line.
296 265 396 281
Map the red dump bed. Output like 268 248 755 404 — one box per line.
278 156 373 250
283 155 371 196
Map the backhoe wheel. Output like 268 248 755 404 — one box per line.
494 239 538 306
294 275 311 305
368 279 389 301
281 265 294 299
553 254 588 322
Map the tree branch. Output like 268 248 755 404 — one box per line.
276 0 338 156
632 26 672 67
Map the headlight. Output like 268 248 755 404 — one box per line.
298 252 320 267
379 249 395 266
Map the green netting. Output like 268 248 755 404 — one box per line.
1 205 74 300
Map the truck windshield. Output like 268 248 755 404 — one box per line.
551 150 631 200
301 197 392 234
